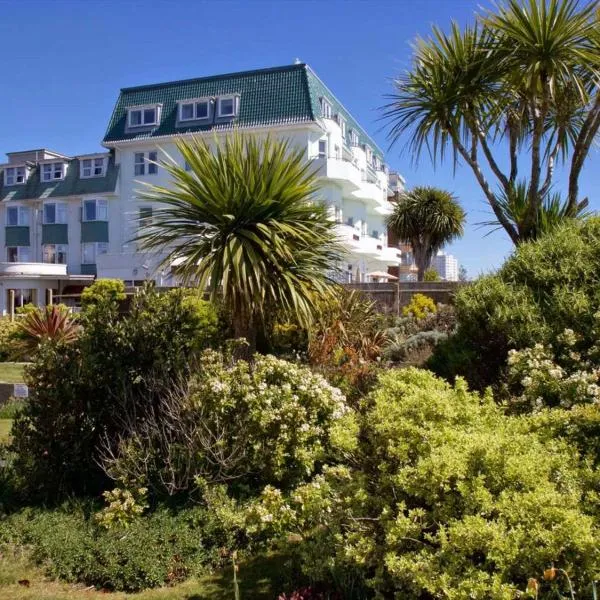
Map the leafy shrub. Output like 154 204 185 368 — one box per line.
0 503 223 592
80 278 126 308
430 218 600 389
102 352 349 497
402 293 436 319
10 285 223 500
0 398 25 419
0 318 18 360
250 369 600 599
383 329 447 362
423 268 440 281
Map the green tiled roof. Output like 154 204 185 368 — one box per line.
102 63 384 159
0 157 119 202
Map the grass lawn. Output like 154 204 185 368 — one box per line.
0 419 12 444
0 550 295 600
0 362 26 383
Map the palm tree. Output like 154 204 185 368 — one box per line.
135 133 342 353
387 187 465 281
383 0 599 244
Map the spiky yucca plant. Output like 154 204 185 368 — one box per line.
14 305 80 358
136 133 343 352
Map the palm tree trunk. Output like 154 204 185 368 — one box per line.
232 306 256 360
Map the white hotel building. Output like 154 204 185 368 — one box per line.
0 64 405 313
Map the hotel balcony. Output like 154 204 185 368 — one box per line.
335 225 404 266
311 156 362 192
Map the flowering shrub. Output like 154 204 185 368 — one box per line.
402 293 436 320
247 369 600 599
103 352 350 496
431 218 600 389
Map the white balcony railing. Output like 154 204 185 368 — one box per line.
0 262 67 277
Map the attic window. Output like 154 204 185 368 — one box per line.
4 166 27 186
320 98 332 119
128 105 159 128
217 96 238 118
349 130 359 146
81 157 107 178
41 162 65 182
179 99 210 122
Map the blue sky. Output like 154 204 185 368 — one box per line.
0 0 598 276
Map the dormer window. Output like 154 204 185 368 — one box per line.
81 157 107 178
4 166 27 186
41 162 65 182
349 130 360 146
217 96 238 118
179 99 210 122
320 97 332 119
128 105 160 128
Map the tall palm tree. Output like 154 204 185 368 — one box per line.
136 133 342 353
383 0 599 244
387 187 465 281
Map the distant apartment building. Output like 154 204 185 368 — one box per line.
432 251 459 281
0 63 406 313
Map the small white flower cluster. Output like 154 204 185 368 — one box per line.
507 331 600 410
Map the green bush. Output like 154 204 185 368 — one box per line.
0 503 223 592
103 351 349 497
10 285 223 500
430 218 600 390
80 278 126 308
250 369 600 599
0 318 19 361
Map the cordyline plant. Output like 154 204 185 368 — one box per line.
14 305 80 358
384 0 600 243
135 133 342 354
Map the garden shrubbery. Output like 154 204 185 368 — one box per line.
0 503 225 592
9 281 223 499
250 369 600 599
430 218 600 391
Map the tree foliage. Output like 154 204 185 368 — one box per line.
387 187 465 281
384 0 600 243
136 133 342 352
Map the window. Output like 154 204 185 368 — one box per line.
365 146 373 165
349 130 359 146
179 99 210 121
334 145 341 159
338 116 347 140
346 216 354 227
82 242 108 264
7 288 34 309
43 202 68 224
320 97 332 119
128 106 159 128
6 206 29 226
139 207 153 229
318 139 327 159
6 246 30 262
43 244 67 264
82 199 108 221
372 230 379 239
334 206 342 223
4 166 27 186
134 151 158 176
41 162 64 182
217 96 237 117
81 157 106 178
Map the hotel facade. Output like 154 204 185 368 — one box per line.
0 63 408 313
